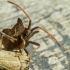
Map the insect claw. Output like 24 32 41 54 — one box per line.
15 53 22 58
28 53 30 59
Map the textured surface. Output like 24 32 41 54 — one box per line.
0 0 70 70
0 50 29 70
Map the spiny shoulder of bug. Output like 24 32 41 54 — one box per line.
11 18 39 41
18 18 39 40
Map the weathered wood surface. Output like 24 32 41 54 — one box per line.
0 50 29 70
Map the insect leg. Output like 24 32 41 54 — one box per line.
27 31 39 39
24 48 30 58
0 31 17 42
28 41 40 55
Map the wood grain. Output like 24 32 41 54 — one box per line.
0 50 30 70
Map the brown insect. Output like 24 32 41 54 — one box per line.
0 1 61 58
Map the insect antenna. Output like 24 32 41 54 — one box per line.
7 1 31 29
31 26 61 47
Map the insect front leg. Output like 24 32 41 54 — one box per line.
27 30 39 40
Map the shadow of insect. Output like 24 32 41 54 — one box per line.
0 1 61 58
